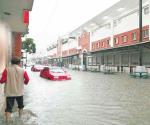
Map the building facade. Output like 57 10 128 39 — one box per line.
47 0 150 73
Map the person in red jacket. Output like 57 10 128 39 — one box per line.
0 58 29 122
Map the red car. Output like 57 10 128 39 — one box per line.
40 67 71 80
31 65 44 72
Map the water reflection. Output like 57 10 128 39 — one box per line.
1 70 150 125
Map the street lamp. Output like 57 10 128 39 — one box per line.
139 0 143 66
25 49 28 69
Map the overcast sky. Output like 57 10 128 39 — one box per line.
28 0 120 53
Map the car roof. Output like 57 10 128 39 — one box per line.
50 66 61 69
34 65 44 67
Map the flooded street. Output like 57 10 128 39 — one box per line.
1 0 150 125
1 69 150 125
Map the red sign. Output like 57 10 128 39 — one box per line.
23 10 29 24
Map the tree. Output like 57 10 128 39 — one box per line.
22 38 36 53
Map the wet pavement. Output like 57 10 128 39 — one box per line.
0 69 150 125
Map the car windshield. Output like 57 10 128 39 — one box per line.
50 68 64 73
35 65 43 69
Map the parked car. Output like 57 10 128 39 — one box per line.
31 65 44 72
40 67 71 80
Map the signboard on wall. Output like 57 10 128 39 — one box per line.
23 10 29 24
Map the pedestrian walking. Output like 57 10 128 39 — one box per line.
0 58 30 122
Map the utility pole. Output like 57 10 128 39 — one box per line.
139 0 143 66
25 50 27 69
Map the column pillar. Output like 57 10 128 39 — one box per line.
12 32 22 58
110 20 114 47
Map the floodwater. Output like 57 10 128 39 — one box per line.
0 69 150 125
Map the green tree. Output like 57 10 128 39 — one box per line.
22 38 36 53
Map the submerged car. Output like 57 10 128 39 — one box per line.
40 67 71 80
31 65 44 72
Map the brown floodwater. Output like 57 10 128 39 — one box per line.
0 69 150 125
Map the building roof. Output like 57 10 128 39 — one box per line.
70 0 149 36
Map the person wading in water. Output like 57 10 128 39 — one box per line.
0 58 30 122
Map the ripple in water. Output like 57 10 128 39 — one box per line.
0 109 38 125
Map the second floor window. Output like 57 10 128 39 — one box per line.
144 7 149 15
101 41 105 47
122 35 128 43
143 29 149 38
132 32 137 41
114 37 119 44
107 40 110 45
96 42 99 49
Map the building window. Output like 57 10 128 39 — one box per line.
107 40 110 45
93 56 97 65
94 43 96 49
144 7 149 15
143 29 149 38
114 37 119 44
92 44 95 50
132 32 137 41
96 56 101 65
113 20 117 27
88 57 92 66
99 42 101 48
122 35 128 43
118 18 122 24
101 41 104 47
96 42 99 49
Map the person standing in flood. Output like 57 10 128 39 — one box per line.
0 58 30 122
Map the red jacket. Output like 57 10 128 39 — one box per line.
0 69 29 85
